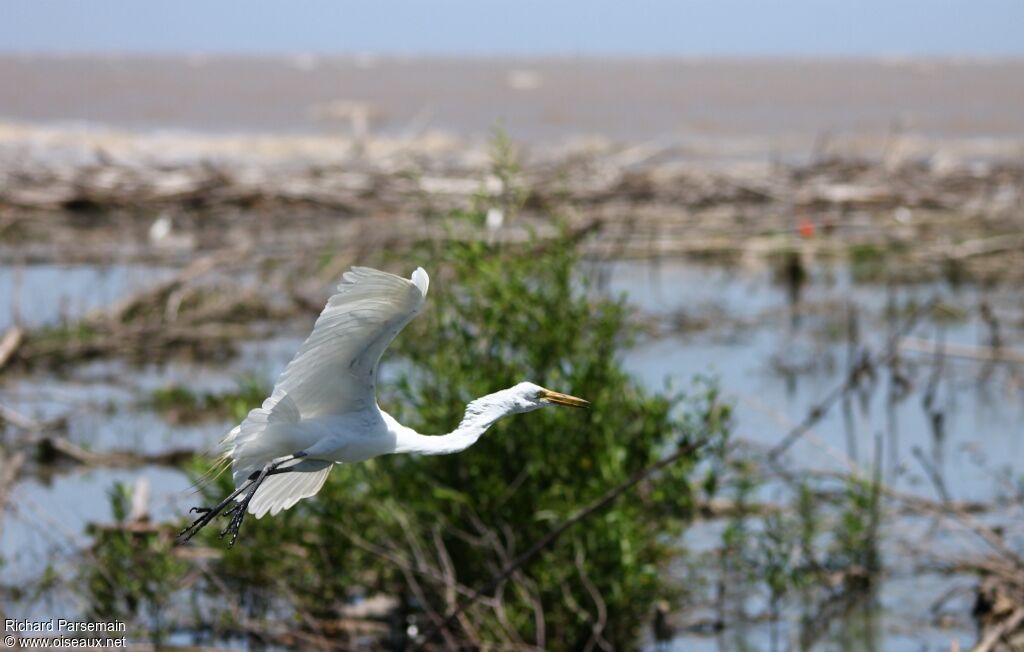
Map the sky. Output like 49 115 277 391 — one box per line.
2 0 1022 57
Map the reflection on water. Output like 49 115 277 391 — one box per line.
604 259 1020 651
607 259 1024 503
0 263 176 330
2 257 1022 650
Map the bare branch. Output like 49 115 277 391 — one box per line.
417 437 708 648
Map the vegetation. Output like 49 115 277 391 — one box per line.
58 130 914 650
148 376 268 424
714 458 884 649
3 93 1021 651
179 224 732 649
84 483 184 647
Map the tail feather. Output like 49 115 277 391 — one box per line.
189 451 233 494
216 391 329 517
248 460 333 518
226 394 302 486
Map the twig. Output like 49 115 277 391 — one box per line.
0 326 23 370
0 451 26 543
0 404 47 431
340 529 484 603
768 298 935 460
416 437 707 649
900 337 1024 365
32 436 195 468
575 545 611 652
949 233 1024 261
971 606 1024 652
913 445 952 505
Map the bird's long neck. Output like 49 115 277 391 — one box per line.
389 389 520 456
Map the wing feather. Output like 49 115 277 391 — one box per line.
222 266 427 490
267 266 429 419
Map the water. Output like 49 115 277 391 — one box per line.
2 56 1024 157
609 260 1024 502
605 259 1022 650
0 263 175 330
2 257 1022 649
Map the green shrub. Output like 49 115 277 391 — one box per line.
84 482 185 646
189 226 730 649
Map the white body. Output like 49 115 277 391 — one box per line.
218 266 585 520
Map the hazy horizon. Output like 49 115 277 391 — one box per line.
5 52 1024 62
3 56 1023 150
4 0 1023 57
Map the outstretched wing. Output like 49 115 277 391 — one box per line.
267 266 429 419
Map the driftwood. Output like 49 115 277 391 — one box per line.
0 403 53 432
900 337 1024 365
0 326 22 370
32 436 195 468
948 234 1024 261
1 131 1022 649
2 142 1023 283
973 605 1024 652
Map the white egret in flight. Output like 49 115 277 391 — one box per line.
178 267 589 546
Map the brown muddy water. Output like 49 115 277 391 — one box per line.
2 55 1024 158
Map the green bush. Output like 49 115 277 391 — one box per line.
84 482 184 646
190 227 730 649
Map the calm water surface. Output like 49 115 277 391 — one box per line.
3 258 1022 650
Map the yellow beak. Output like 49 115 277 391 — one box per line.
540 389 591 409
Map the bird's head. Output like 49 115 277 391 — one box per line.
508 382 590 413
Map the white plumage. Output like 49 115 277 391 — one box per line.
178 266 588 546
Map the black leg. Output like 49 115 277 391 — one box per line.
177 451 307 546
218 453 306 547
176 479 252 545
218 464 271 547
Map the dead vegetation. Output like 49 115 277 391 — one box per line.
2 136 1022 283
2 129 1024 650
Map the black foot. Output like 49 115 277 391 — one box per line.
176 483 251 545
177 454 298 548
178 507 216 542
218 502 247 547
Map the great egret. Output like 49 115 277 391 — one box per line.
178 266 589 546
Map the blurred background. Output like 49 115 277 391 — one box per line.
2 1 1024 650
